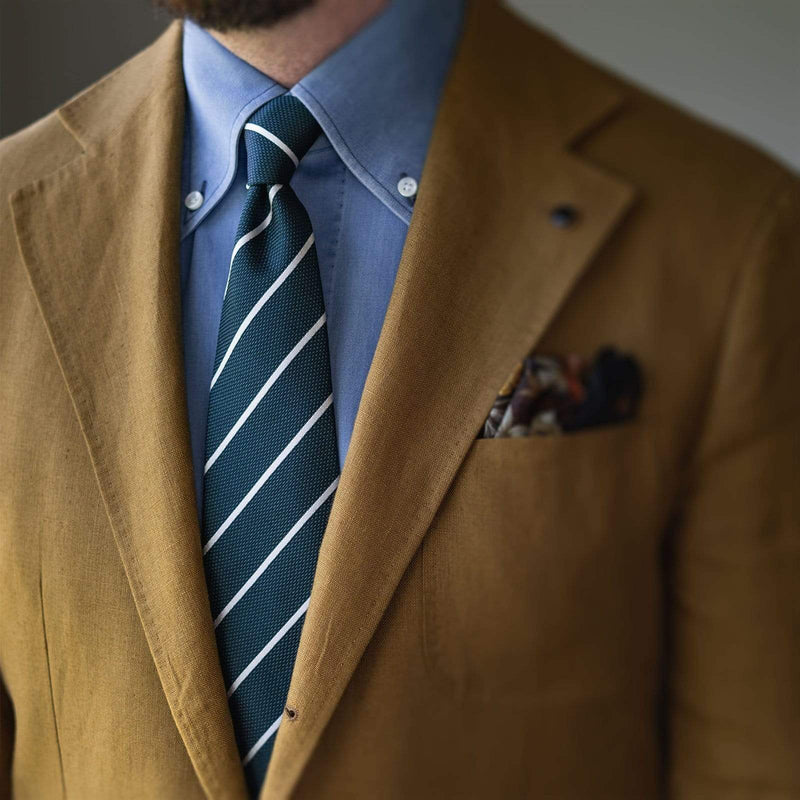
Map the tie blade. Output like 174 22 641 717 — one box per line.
201 90 338 794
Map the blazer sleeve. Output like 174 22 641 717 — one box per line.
668 173 800 797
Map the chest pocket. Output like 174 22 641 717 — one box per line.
420 422 667 705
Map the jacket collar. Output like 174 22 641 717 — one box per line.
10 3 636 798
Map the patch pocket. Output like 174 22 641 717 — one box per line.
421 422 666 704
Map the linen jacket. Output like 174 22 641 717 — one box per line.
1 1 798 798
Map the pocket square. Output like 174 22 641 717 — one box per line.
480 347 643 439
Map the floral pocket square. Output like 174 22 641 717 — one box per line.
480 347 643 439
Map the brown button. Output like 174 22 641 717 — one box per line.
285 706 298 720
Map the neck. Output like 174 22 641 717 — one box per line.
210 0 389 87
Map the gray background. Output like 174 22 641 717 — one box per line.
1 0 798 170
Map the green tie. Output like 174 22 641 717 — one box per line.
201 93 340 796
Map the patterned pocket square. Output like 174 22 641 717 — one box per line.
480 347 643 439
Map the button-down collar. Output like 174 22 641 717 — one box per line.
181 0 465 237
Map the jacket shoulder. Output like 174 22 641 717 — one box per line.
500 4 795 204
592 69 794 205
563 31 789 197
1 20 182 203
0 111 81 203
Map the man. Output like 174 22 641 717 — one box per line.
0 0 797 796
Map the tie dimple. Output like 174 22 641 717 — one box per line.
244 94 321 187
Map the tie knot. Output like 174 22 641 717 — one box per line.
243 94 321 187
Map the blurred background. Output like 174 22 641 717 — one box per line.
1 0 798 169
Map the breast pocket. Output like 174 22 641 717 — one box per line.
421 422 667 705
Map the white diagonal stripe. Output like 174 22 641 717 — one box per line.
242 713 283 767
244 123 299 167
222 183 282 302
228 597 310 698
214 476 339 628
211 232 315 390
203 394 333 555
205 313 327 474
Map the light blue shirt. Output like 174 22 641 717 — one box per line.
180 0 465 522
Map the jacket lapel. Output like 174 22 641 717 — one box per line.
11 4 637 797
10 23 248 800
263 1 637 796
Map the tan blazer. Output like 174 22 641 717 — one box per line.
2 1 798 797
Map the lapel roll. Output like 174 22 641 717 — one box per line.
11 22 248 800
263 0 637 796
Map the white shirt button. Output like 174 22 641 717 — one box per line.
397 176 418 198
184 190 204 211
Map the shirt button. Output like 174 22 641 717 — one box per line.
184 190 204 211
397 176 418 198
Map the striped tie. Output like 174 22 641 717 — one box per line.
201 94 340 795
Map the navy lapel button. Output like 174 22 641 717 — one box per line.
549 204 579 228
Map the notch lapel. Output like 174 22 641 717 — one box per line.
10 23 248 800
10 4 637 797
263 1 637 796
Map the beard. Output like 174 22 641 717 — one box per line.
154 0 316 31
